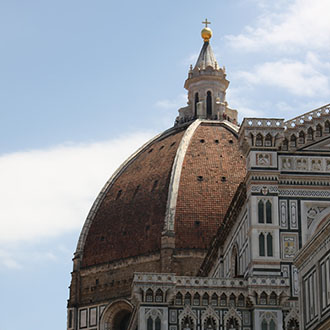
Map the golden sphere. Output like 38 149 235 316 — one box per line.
201 27 212 41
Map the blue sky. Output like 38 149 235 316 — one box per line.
1 0 330 329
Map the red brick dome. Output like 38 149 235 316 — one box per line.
76 119 246 272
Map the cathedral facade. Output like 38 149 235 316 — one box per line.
67 24 330 330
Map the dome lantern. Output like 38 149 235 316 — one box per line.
176 20 238 125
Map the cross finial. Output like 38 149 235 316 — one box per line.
202 18 211 28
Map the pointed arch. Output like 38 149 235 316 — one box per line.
155 289 163 303
144 308 164 330
266 200 272 224
269 319 276 330
290 134 297 147
220 293 227 306
193 293 200 306
211 293 218 306
184 292 192 305
201 305 220 330
155 317 161 330
175 292 183 305
316 124 322 137
259 233 265 256
285 308 300 330
325 120 330 133
260 292 267 305
146 288 154 302
269 292 277 305
265 133 272 147
238 294 245 307
229 293 236 307
256 133 263 146
100 299 133 330
298 131 305 144
307 127 314 141
202 293 209 306
179 305 197 330
147 317 153 330
258 200 265 223
261 319 268 330
224 307 242 330
267 233 273 257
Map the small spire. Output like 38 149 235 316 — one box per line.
201 18 212 42
194 37 217 70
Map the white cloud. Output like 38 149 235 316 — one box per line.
0 249 22 269
235 55 330 97
227 0 330 53
0 132 154 248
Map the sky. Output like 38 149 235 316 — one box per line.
1 0 330 329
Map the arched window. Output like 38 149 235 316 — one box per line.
261 319 268 330
193 293 200 306
175 292 182 305
261 319 276 330
298 131 305 144
194 93 199 117
269 292 277 305
259 233 265 256
266 201 272 224
256 134 263 146
184 292 191 305
258 200 265 223
265 134 272 147
325 121 330 134
260 292 267 305
316 124 322 137
155 317 161 330
206 91 212 118
146 289 153 302
211 293 218 306
238 294 245 307
282 138 288 151
155 289 163 302
202 293 209 306
290 134 297 147
267 233 273 256
220 293 227 306
229 294 236 307
307 127 314 141
147 317 153 330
